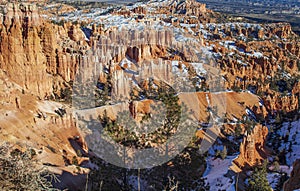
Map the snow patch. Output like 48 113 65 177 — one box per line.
204 156 236 191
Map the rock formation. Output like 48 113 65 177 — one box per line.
234 125 269 168
0 3 89 99
0 3 52 98
169 0 207 15
284 159 300 191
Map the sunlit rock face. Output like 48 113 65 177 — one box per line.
169 0 207 15
234 124 269 168
0 3 51 98
0 3 90 99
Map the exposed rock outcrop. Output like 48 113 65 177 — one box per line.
169 0 207 15
233 125 269 169
0 74 85 167
284 159 300 191
272 23 293 38
0 3 52 98
0 3 88 99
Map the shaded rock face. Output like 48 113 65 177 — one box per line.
284 159 300 191
169 0 206 15
132 6 147 15
234 125 269 168
272 23 293 39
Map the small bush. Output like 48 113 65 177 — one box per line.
72 156 79 166
0 143 57 191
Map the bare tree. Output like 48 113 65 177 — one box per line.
0 143 58 191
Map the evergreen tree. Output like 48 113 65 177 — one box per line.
247 161 272 191
235 123 242 138
220 146 227 160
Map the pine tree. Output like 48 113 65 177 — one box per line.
235 123 242 137
220 146 227 160
273 161 280 172
247 161 272 191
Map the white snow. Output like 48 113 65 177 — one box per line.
37 101 64 116
245 108 257 121
278 119 300 166
203 156 236 191
119 57 139 75
267 172 280 190
171 61 188 76
252 52 263 58
190 62 207 74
